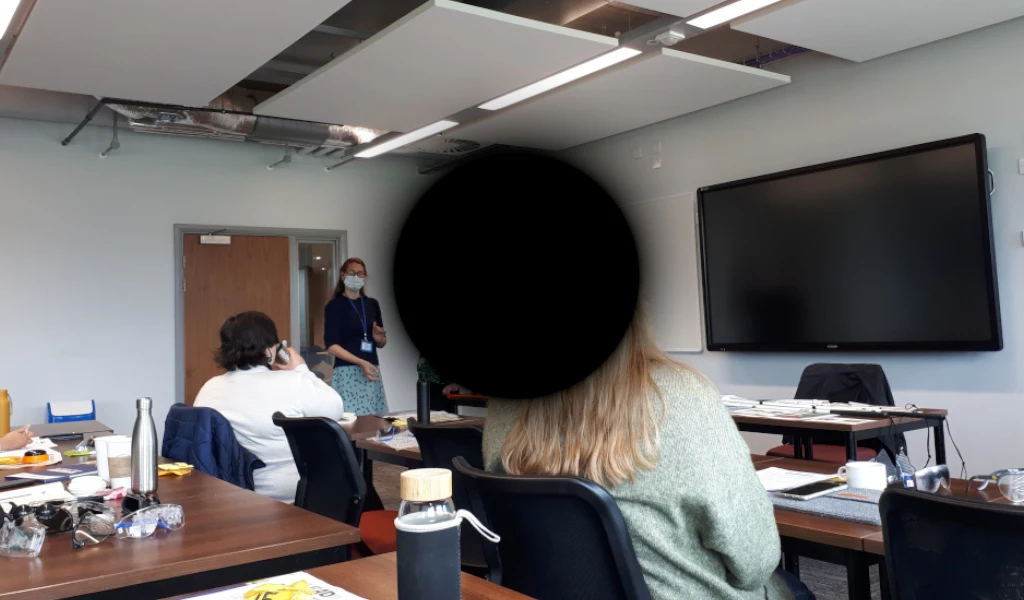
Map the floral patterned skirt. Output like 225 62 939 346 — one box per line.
331 365 388 416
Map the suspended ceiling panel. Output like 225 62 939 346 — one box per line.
732 0 1024 62
254 0 618 132
0 0 352 107
453 48 790 151
615 0 728 18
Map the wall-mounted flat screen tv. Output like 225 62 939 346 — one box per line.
698 134 1001 351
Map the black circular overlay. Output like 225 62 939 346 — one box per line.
393 150 640 400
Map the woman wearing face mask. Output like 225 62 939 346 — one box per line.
324 258 389 415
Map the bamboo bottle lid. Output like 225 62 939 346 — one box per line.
400 468 452 502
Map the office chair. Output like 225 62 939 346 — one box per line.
272 413 397 558
453 457 652 600
407 419 488 576
47 400 96 423
767 363 904 464
880 487 1024 599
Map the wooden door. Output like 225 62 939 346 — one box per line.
183 235 291 404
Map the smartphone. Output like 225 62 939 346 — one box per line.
776 480 847 501
275 340 291 365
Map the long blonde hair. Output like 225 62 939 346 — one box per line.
499 303 690 488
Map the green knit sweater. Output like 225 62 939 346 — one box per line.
482 366 792 600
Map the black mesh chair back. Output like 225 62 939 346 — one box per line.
453 457 651 600
272 412 366 527
881 487 1024 599
785 363 905 459
407 420 487 572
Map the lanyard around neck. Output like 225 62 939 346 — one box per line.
348 296 368 339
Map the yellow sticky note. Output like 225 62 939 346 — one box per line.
158 462 194 476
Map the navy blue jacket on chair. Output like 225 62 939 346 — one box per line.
161 403 265 490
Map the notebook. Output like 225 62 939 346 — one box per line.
5 463 98 482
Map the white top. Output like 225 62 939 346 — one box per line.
194 364 343 503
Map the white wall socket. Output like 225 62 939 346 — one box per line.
1018 158 1024 174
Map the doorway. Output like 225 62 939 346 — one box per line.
174 226 346 405
296 240 339 384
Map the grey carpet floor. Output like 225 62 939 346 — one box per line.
372 463 880 600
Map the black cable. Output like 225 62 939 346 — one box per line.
924 425 931 469
945 417 967 480
902 403 931 469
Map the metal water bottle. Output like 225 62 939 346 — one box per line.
130 397 158 495
416 371 431 424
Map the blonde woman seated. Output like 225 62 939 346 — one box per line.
483 304 811 600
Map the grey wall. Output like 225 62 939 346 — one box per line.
0 117 434 437
566 17 1024 473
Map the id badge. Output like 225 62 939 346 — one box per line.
360 339 374 353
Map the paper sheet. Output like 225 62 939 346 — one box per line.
756 467 841 492
180 571 366 600
0 481 74 512
388 410 462 423
380 432 421 451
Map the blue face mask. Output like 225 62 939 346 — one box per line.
344 276 365 291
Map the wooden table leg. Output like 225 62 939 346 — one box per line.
357 446 385 512
846 434 859 463
845 550 872 600
933 419 947 465
879 559 891 600
784 552 800 578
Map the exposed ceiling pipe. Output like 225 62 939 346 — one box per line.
98 113 120 158
313 24 372 40
61 99 105 146
742 45 808 68
324 155 356 172
266 149 292 170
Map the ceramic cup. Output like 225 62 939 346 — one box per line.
838 461 888 491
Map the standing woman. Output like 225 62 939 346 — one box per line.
325 258 389 415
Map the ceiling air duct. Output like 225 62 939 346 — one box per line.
102 91 487 160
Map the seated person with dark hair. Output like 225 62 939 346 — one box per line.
195 311 343 503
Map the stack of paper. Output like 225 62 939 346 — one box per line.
756 467 841 492
181 571 366 599
722 395 759 410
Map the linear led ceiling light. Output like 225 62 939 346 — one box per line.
687 0 785 29
355 120 459 158
0 0 21 39
479 47 642 111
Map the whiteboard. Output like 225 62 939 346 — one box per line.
622 193 703 352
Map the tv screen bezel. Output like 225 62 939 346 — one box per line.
696 133 1002 352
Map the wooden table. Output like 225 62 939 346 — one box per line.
757 456 1002 599
349 416 484 469
734 408 949 463
307 552 530 599
755 457 884 600
0 445 360 600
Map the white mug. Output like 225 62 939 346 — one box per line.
838 461 888 491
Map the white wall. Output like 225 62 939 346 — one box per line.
566 17 1024 473
0 116 434 437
